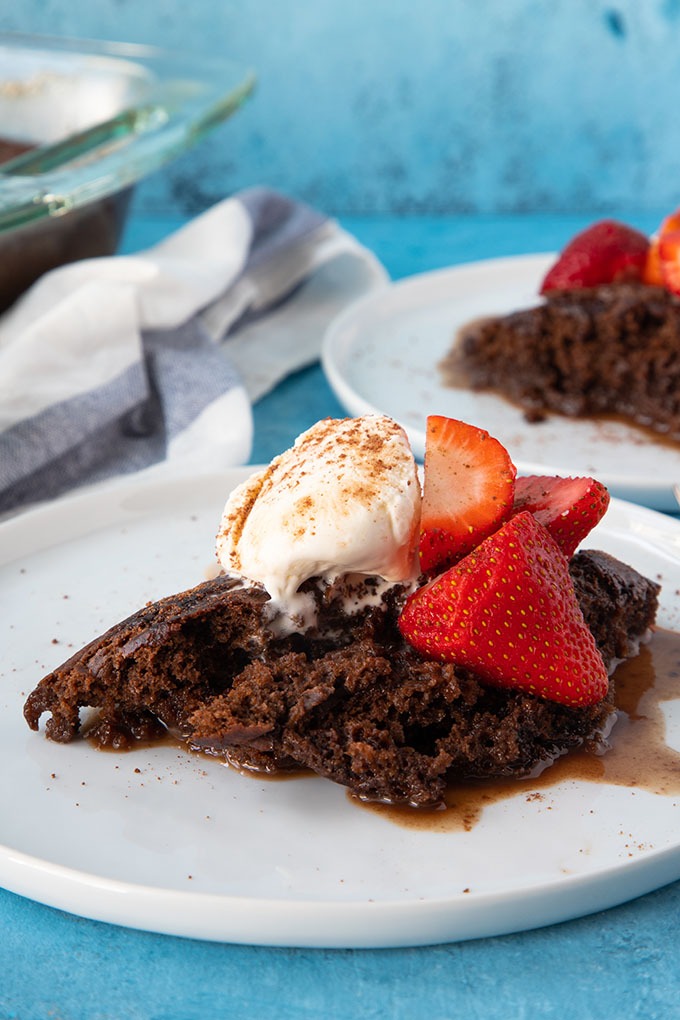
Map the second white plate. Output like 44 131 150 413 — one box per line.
322 254 680 511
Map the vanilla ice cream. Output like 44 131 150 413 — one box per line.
216 415 421 625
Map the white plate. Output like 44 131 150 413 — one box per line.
322 254 680 512
1 468 680 948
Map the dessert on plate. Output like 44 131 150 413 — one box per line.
24 414 660 808
442 213 680 439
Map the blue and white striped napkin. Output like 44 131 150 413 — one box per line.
0 188 387 515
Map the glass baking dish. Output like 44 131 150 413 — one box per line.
0 32 255 311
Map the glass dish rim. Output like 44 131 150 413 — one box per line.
0 30 256 233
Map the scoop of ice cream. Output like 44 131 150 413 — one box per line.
216 415 421 611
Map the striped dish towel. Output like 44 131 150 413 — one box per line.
0 188 387 515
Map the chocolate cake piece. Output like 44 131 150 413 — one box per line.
568 550 658 664
443 284 680 437
24 550 659 807
23 577 273 748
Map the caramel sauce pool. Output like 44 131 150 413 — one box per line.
357 628 680 832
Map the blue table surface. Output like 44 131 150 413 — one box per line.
3 209 679 1020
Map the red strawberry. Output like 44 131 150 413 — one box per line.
540 219 650 293
419 416 516 573
399 512 609 707
512 475 610 558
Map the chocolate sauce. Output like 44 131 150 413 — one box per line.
357 628 680 831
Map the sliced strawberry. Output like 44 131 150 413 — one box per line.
540 219 650 293
644 208 680 292
658 229 680 295
643 236 665 286
512 475 610 558
656 207 680 236
399 512 609 707
418 415 516 573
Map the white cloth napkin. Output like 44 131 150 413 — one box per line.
0 187 387 515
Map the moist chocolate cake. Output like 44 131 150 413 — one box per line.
24 550 659 808
443 283 680 437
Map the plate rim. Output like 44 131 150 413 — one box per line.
2 826 680 947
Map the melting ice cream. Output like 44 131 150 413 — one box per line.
216 415 421 625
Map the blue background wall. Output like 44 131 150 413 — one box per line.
3 1 678 218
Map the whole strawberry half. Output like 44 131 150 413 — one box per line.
418 415 516 574
512 475 610 558
540 219 650 293
399 511 609 707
